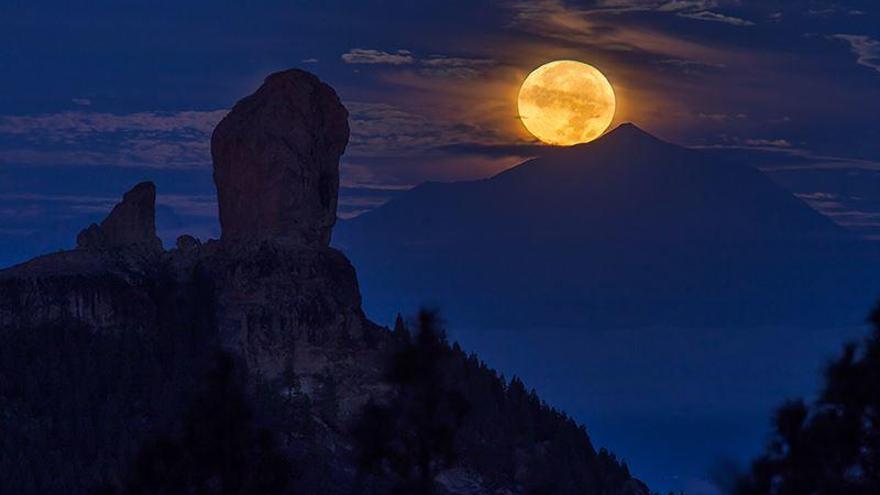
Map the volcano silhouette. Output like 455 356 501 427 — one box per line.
334 124 880 328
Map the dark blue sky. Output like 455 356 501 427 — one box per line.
2 2 880 493
3 1 879 190
2 2 879 239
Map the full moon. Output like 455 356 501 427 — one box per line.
517 60 616 146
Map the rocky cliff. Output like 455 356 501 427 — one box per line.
0 69 646 495
212 69 348 247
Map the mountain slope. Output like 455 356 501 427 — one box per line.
334 124 880 328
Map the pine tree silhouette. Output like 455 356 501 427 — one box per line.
119 352 292 495
353 310 469 495
736 304 880 494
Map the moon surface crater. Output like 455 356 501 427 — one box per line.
518 60 616 146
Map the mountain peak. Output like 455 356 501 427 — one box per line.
75 181 162 253
599 122 662 145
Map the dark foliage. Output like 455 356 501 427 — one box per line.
1 275 639 495
354 310 638 494
0 321 194 494
449 345 635 493
118 352 291 495
354 310 469 494
0 268 217 494
736 305 880 494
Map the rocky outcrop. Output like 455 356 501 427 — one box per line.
1 182 165 332
76 181 163 253
211 69 349 247
0 256 159 332
190 240 388 418
0 70 375 411
207 69 370 392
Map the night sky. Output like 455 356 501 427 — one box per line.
2 1 880 493
3 0 880 254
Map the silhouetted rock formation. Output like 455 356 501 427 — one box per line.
1 181 164 331
206 70 369 386
211 69 349 246
76 181 162 253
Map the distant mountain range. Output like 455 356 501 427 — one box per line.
334 124 880 328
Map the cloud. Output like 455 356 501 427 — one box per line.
156 194 218 217
697 143 880 172
794 193 880 234
678 10 754 25
592 0 718 13
829 34 880 73
507 0 740 62
0 101 498 191
743 138 791 148
0 192 214 218
0 110 225 136
660 58 725 68
301 58 319 63
71 98 91 106
658 58 727 75
807 8 836 16
696 112 746 121
807 6 866 17
0 102 528 191
419 55 497 78
795 192 838 201
0 192 116 209
341 49 495 77
548 0 755 25
341 48 414 65
0 110 226 168
346 101 527 159
337 187 410 219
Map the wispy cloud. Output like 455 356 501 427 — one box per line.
156 194 218 217
0 111 225 135
660 58 726 68
678 10 753 26
0 192 116 210
419 55 497 78
0 192 216 218
347 101 519 158
794 192 880 236
829 34 880 73
507 0 740 63
807 6 867 17
696 142 880 172
0 110 226 168
742 138 791 148
658 58 727 75
0 102 524 182
342 49 496 78
513 0 754 26
341 48 414 65
696 112 746 121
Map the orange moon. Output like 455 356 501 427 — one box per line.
518 60 616 146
